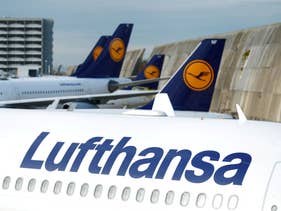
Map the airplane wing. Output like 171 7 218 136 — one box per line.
108 76 169 92
0 90 158 109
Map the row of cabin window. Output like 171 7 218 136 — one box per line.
21 89 84 95
1 176 238 210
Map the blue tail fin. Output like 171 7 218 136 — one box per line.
76 23 133 78
125 54 165 90
72 35 110 76
141 39 225 111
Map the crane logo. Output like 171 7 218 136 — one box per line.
109 38 125 62
183 60 214 91
144 65 160 79
92 46 103 61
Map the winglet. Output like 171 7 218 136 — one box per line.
236 104 247 122
152 93 175 117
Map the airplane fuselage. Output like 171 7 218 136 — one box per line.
0 109 280 211
0 76 131 102
98 89 155 108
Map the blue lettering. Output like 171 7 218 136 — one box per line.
102 137 135 176
20 132 252 186
20 132 49 169
45 142 79 171
70 137 103 172
214 153 252 185
89 139 114 173
185 150 220 183
129 147 163 178
156 149 192 180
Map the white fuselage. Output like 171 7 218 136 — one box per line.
0 108 280 211
98 89 155 109
0 76 131 101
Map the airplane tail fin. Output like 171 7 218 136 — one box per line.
76 23 133 78
141 39 225 111
72 35 110 76
125 54 165 90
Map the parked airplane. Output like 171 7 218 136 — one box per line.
0 24 161 108
70 38 231 119
0 99 280 211
72 54 166 109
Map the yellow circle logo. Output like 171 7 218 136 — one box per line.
92 46 103 61
109 38 125 62
183 60 214 91
144 65 160 79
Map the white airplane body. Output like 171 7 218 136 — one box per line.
0 76 131 105
72 106 233 119
98 88 155 108
0 108 280 211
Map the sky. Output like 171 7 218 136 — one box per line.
1 0 281 68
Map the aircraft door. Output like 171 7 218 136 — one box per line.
263 162 281 211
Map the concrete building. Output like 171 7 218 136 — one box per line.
0 17 53 75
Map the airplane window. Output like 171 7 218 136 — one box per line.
66 182 76 196
108 185 117 200
27 178 36 192
212 194 223 209
94 184 103 198
53 181 62 194
271 205 278 211
180 192 190 207
80 183 89 197
121 187 131 201
165 190 175 205
40 180 49 193
2 176 11 190
196 193 207 208
227 195 239 210
150 189 160 204
15 177 23 191
136 188 145 203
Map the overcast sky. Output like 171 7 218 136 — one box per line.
1 0 281 67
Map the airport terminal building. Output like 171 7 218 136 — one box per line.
0 17 53 75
